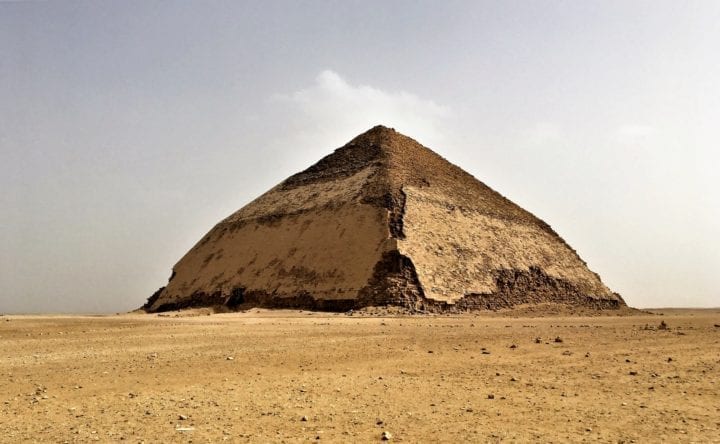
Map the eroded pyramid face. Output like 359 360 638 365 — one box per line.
144 126 624 312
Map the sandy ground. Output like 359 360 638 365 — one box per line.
1 309 718 443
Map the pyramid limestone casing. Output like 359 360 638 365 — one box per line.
145 126 624 312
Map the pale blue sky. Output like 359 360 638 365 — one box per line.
1 1 718 313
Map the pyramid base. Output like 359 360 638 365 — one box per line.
142 256 625 314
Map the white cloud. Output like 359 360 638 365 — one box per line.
270 70 451 150
613 124 657 147
616 124 656 137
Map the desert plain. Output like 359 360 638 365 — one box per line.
1 307 718 443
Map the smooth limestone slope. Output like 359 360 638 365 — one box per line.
398 185 614 304
148 165 392 311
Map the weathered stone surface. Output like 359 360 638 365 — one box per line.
143 125 625 312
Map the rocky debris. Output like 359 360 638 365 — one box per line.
28 386 49 404
178 414 188 420
301 415 308 422
642 321 672 331
381 431 392 440
554 336 563 343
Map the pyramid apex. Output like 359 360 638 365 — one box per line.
347 125 415 148
368 124 395 132
352 124 398 140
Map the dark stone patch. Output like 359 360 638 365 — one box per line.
152 290 227 312
451 267 623 311
281 143 383 189
142 286 165 311
226 287 246 308
356 250 425 309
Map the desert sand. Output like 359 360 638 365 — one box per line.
1 308 718 442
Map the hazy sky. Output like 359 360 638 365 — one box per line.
1 1 718 313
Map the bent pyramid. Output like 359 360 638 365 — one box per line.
144 125 625 312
